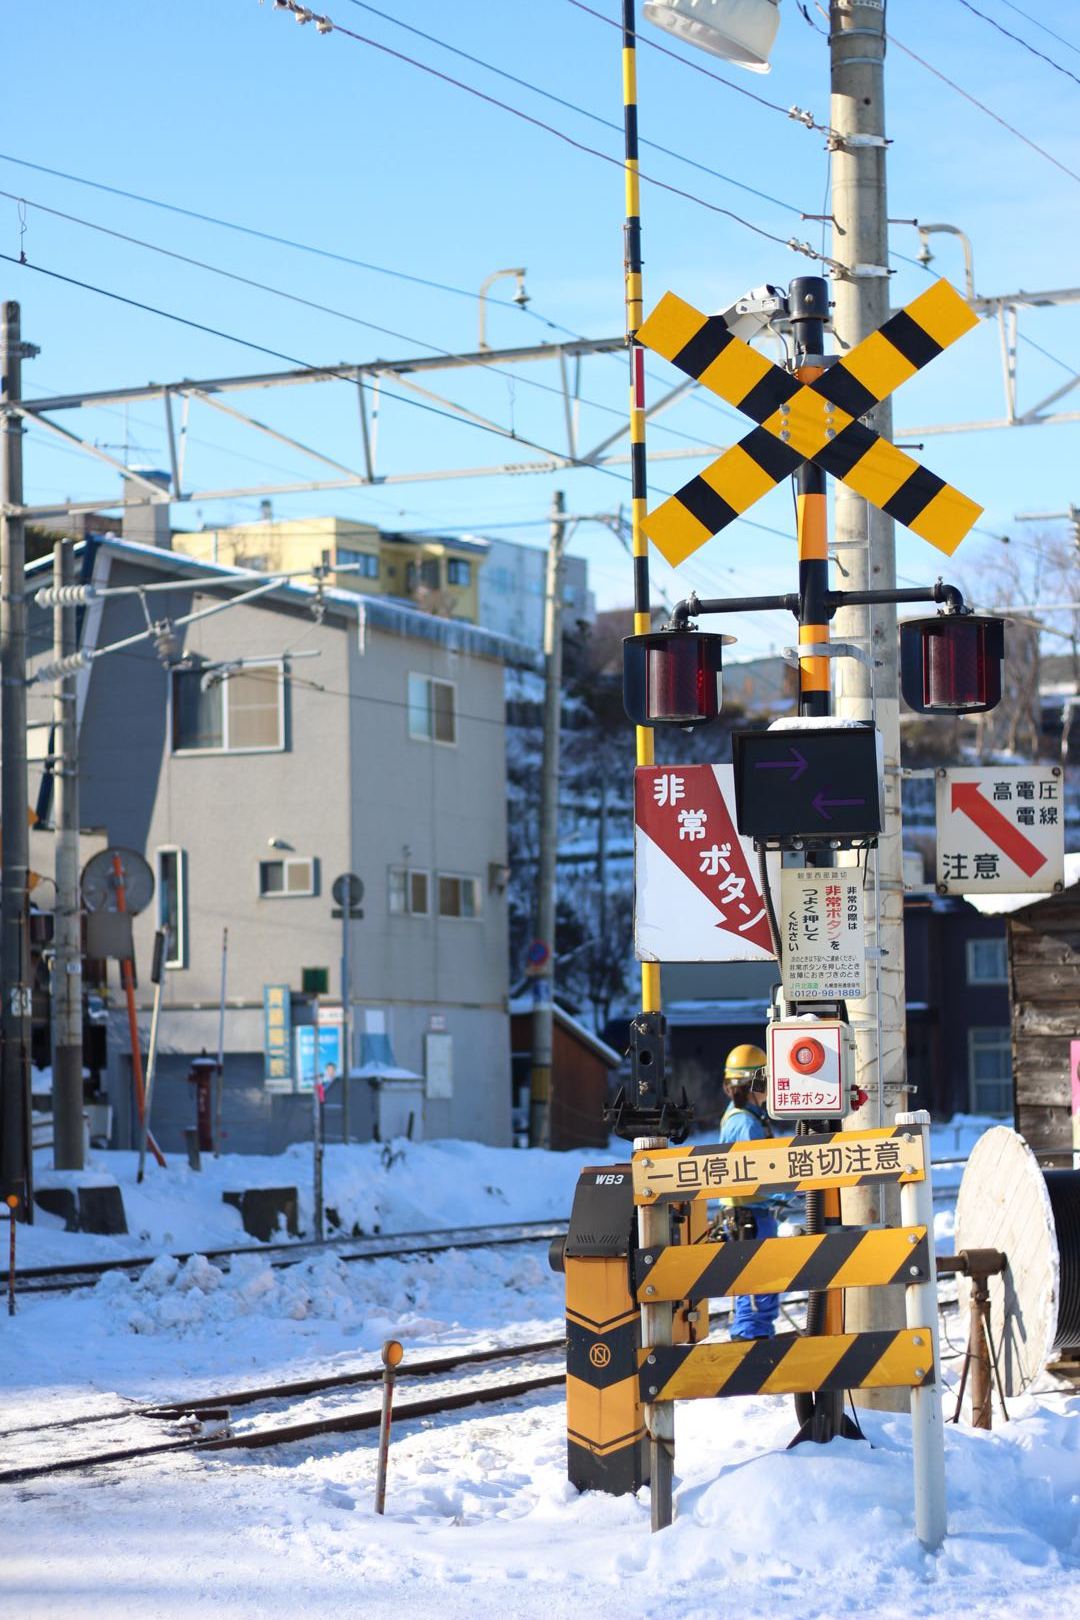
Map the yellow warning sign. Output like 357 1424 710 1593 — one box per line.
633 1127 925 1204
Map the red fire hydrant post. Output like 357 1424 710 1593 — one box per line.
6 1194 18 1316
374 1339 404 1515
188 1057 217 1154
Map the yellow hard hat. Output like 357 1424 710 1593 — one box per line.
724 1043 767 1076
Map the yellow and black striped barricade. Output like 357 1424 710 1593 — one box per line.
555 1163 708 1496
631 1113 947 1550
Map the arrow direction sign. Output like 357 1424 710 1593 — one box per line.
936 766 1065 894
733 727 882 848
634 765 779 962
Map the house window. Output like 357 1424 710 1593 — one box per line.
408 674 456 744
966 937 1008 985
968 1027 1013 1115
437 873 481 919
337 546 379 579
389 867 429 916
259 857 316 898
172 662 285 753
447 558 471 587
156 846 186 969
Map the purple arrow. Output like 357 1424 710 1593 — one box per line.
753 746 808 782
812 788 866 821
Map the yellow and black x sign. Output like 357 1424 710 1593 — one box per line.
637 278 982 567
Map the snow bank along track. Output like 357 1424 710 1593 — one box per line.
0 1337 570 1486
12 1220 570 1297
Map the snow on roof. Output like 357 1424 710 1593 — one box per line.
508 998 621 1066
965 849 1080 916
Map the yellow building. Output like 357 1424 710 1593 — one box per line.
174 515 484 623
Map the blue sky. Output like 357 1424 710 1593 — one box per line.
8 0 1080 654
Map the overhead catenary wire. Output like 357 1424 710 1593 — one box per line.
261 1 844 274
993 0 1080 57
1 188 719 454
951 0 1080 89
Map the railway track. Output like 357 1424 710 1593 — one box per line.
12 1219 569 1297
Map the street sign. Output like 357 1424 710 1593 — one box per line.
632 1126 926 1204
935 766 1065 893
636 277 982 567
332 872 364 908
81 847 154 915
780 867 866 1000
263 983 292 1092
524 939 551 977
732 726 882 847
634 764 778 962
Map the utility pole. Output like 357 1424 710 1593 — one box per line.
0 302 36 1211
829 0 908 1397
528 489 566 1150
51 538 84 1170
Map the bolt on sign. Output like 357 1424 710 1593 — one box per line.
935 766 1065 894
635 278 982 567
780 867 866 999
634 764 779 962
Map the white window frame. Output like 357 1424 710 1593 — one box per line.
388 866 430 916
966 937 1008 986
259 856 317 899
155 845 187 969
436 871 482 921
171 658 286 756
968 1026 1013 1116
407 673 457 746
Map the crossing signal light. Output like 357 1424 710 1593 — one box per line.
899 614 1004 715
623 630 733 728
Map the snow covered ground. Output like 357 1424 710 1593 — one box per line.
2 1122 1077 1619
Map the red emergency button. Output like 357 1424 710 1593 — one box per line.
790 1037 826 1074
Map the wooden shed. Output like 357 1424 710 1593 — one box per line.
1005 858 1080 1163
509 999 620 1150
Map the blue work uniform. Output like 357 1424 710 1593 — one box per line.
718 1099 780 1340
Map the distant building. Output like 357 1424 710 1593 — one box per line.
26 536 532 1155
477 536 593 649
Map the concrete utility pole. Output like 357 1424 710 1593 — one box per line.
829 0 908 1397
0 302 36 1210
51 538 84 1170
528 489 567 1150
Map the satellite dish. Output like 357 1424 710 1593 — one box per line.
81 847 155 916
643 0 781 72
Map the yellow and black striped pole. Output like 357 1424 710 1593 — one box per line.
621 0 660 1024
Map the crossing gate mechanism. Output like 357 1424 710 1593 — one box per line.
556 1114 947 1550
636 278 982 567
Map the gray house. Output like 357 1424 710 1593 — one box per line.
27 537 526 1154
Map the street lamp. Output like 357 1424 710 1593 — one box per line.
643 0 780 72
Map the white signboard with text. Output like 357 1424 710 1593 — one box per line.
634 765 778 963
780 867 866 1000
936 766 1064 894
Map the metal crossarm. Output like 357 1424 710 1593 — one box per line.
636 278 983 566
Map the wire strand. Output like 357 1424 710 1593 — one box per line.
964 0 1080 66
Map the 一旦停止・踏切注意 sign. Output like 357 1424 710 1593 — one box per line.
632 1126 926 1205
635 278 982 567
935 766 1065 893
780 867 865 1000
634 764 778 962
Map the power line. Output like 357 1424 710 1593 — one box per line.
989 0 1080 60
564 0 835 134
952 0 1080 88
263 2 842 273
341 0 808 217
2 188 717 453
887 30 1080 185
0 252 695 504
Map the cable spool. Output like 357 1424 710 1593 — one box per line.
955 1126 1080 1394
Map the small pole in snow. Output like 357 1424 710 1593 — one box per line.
375 1339 403 1514
6 1193 18 1315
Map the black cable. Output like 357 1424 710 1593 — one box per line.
343 0 810 217
994 0 1080 58
268 2 842 272
757 844 783 964
952 0 1080 88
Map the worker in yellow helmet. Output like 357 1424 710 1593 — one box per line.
717 1042 779 1340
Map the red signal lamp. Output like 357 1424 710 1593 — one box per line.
623 629 734 728
899 613 1004 715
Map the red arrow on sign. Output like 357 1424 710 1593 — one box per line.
950 781 1047 878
